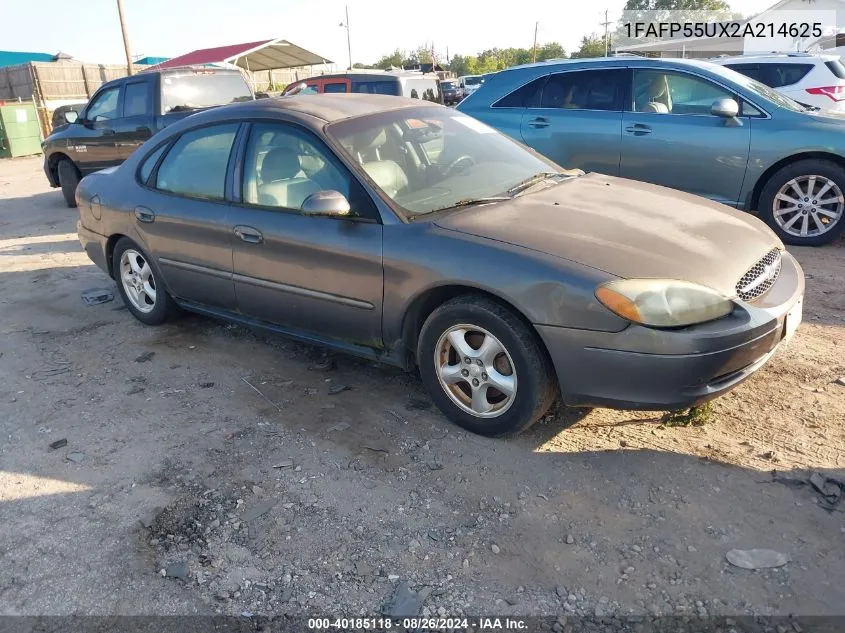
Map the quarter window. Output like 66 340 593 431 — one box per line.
139 144 167 184
86 87 120 121
155 124 239 200
633 70 734 115
493 77 545 108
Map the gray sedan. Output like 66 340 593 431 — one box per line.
76 94 804 437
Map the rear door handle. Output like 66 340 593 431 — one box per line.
528 117 550 129
234 225 263 244
134 206 155 223
625 123 653 136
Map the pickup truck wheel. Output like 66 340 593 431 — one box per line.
57 159 80 208
112 237 177 326
417 296 558 437
758 159 845 246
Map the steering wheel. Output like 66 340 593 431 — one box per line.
443 155 476 178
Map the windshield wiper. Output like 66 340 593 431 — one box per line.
424 197 511 215
506 171 565 196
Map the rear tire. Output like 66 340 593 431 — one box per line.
417 295 558 437
57 159 80 208
112 237 178 326
758 159 845 246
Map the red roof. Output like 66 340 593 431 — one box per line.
154 40 274 69
150 39 330 71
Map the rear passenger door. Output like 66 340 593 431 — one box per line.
229 121 384 348
519 68 627 175
114 78 155 160
134 123 241 310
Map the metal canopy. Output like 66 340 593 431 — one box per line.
152 39 331 71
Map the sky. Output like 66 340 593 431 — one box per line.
5 0 778 70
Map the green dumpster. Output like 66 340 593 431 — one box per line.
0 102 42 158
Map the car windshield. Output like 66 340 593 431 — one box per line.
464 76 482 86
327 106 565 217
161 72 252 113
706 64 806 112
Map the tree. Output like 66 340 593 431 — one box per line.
623 0 730 9
536 42 566 61
374 49 405 70
570 34 610 58
352 62 369 69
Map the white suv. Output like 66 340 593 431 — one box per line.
711 53 845 111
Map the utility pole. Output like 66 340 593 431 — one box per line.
601 9 612 57
532 21 539 63
116 0 134 75
339 6 352 70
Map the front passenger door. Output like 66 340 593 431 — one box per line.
231 122 384 349
619 69 751 206
520 68 626 175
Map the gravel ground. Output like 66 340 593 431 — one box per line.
1 156 844 620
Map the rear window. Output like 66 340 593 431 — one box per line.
726 62 813 88
161 72 252 113
352 80 400 95
442 81 456 89
825 59 845 79
464 76 481 86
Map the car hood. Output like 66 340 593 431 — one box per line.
433 173 782 297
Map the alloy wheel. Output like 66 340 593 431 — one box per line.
435 324 517 418
119 249 157 314
773 174 844 238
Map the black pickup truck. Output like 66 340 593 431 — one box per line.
42 66 253 206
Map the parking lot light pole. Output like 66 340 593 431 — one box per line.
339 6 352 70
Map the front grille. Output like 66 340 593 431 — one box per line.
736 248 782 302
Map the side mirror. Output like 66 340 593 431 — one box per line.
63 110 79 124
300 190 351 217
711 98 739 118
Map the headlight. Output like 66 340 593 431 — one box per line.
595 279 733 327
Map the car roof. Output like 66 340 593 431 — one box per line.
216 93 442 123
711 53 837 64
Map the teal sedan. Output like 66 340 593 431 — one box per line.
457 57 845 246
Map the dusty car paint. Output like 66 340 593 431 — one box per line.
76 94 804 412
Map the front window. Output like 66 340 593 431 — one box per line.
633 69 735 115
161 71 252 113
86 87 120 121
327 107 562 217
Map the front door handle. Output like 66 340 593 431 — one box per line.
528 117 550 129
625 123 653 136
234 225 263 244
134 206 155 223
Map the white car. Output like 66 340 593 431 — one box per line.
459 74 483 96
711 53 845 111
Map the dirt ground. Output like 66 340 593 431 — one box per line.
1 156 844 620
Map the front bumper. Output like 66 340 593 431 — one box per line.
537 251 805 410
77 220 110 276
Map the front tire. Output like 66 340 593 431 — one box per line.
758 159 845 246
57 159 80 208
112 237 177 325
417 296 558 437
